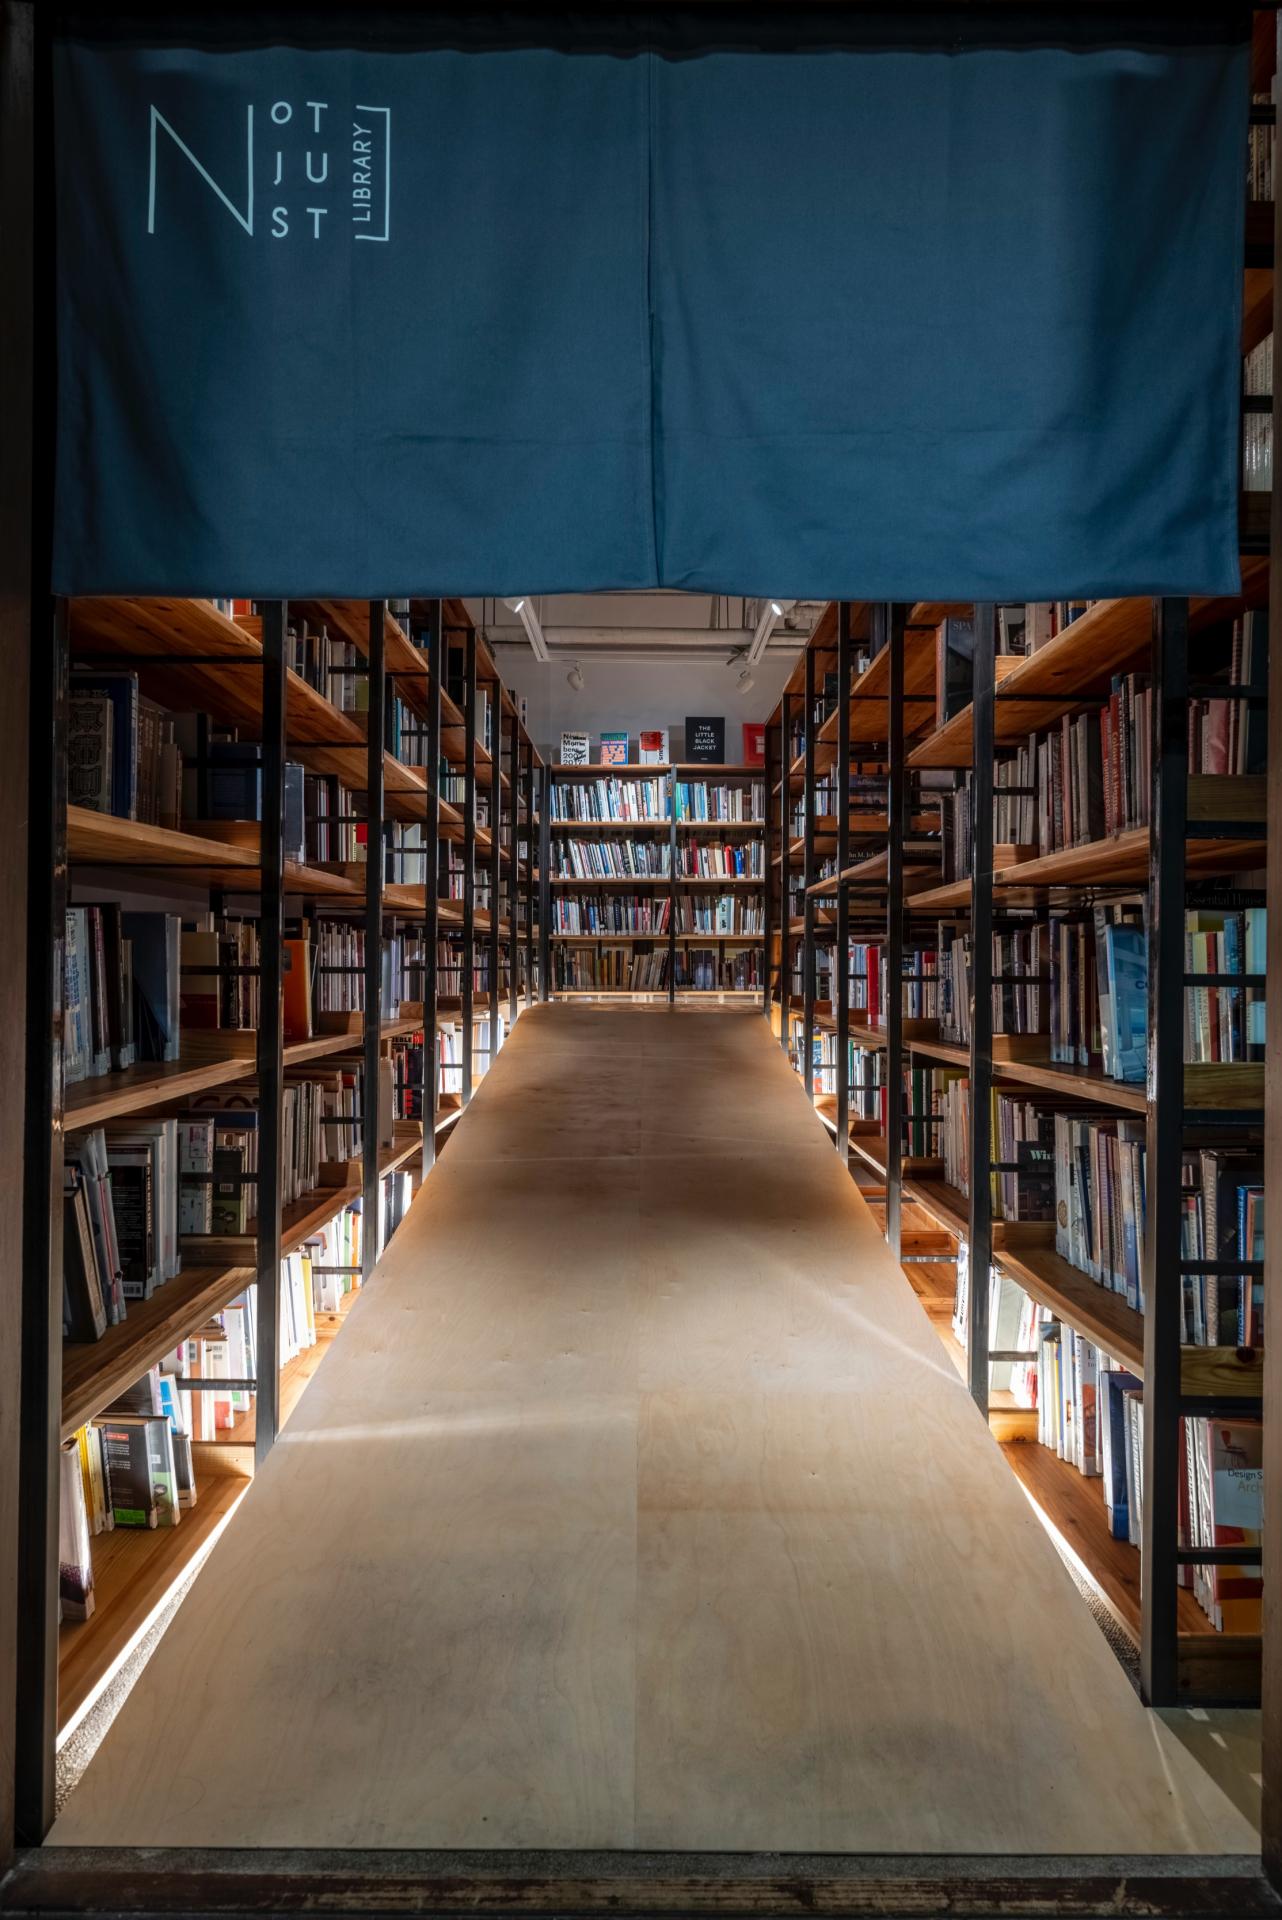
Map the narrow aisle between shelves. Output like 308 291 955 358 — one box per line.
50 1006 1256 1853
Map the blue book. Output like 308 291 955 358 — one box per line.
1100 1369 1141 1540
1237 1181 1264 1346
1106 923 1148 1084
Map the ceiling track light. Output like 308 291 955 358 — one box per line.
745 597 797 666
736 666 755 693
567 661 584 692
502 595 549 663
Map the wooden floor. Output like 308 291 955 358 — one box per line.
51 1006 1257 1853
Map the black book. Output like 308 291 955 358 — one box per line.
684 717 725 764
94 1415 160 1529
936 617 976 725
105 1145 155 1299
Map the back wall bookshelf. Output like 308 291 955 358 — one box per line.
541 762 766 1005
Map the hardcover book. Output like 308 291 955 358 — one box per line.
68 692 115 814
685 717 725 763
599 732 629 765
559 731 590 766
638 728 669 764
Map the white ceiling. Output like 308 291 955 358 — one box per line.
464 592 826 664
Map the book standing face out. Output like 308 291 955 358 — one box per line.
599 732 629 765
685 717 726 763
638 729 669 765
742 723 765 767
559 732 590 766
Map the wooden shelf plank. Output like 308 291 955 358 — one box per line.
993 1243 1145 1376
994 1055 1147 1115
66 1023 424 1129
816 625 940 750
550 762 670 775
1001 1439 1246 1665
62 1263 253 1443
907 571 1270 770
990 821 1266 891
1180 1346 1265 1401
676 818 765 831
69 597 436 826
66 1054 257 1130
58 1472 249 1737
180 1126 423 1267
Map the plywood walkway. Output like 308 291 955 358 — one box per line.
52 1006 1256 1853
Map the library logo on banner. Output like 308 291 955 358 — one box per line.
147 98 392 243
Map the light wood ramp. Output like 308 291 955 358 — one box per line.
51 1006 1256 1853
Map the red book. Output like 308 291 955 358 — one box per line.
742 722 765 766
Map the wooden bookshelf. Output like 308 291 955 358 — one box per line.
766 590 1268 1709
547 764 766 1005
23 593 545 1832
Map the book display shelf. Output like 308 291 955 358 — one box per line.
19 593 542 1825
767 573 1271 1710
540 762 766 1004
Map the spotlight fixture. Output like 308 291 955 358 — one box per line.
501 595 549 663
746 597 797 666
736 667 755 694
567 662 584 692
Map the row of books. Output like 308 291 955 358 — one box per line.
436 1012 511 1083
674 843 763 878
951 1244 1041 1400
69 671 184 825
63 904 413 1087
806 1032 884 1120
926 1067 1264 1348
550 777 666 820
938 900 1259 1082
58 1173 394 1623
552 839 671 880
1035 1324 1262 1633
937 922 1047 1047
995 601 1097 658
673 897 764 935
439 772 493 829
63 1067 387 1337
64 905 178 1079
552 950 669 991
1186 617 1266 775
678 950 765 992
441 845 495 909
1243 333 1272 495
940 622 1264 879
1057 1113 1263 1345
817 939 941 1028
1249 99 1274 200
551 898 670 934
673 780 765 822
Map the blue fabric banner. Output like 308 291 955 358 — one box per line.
52 14 1249 598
